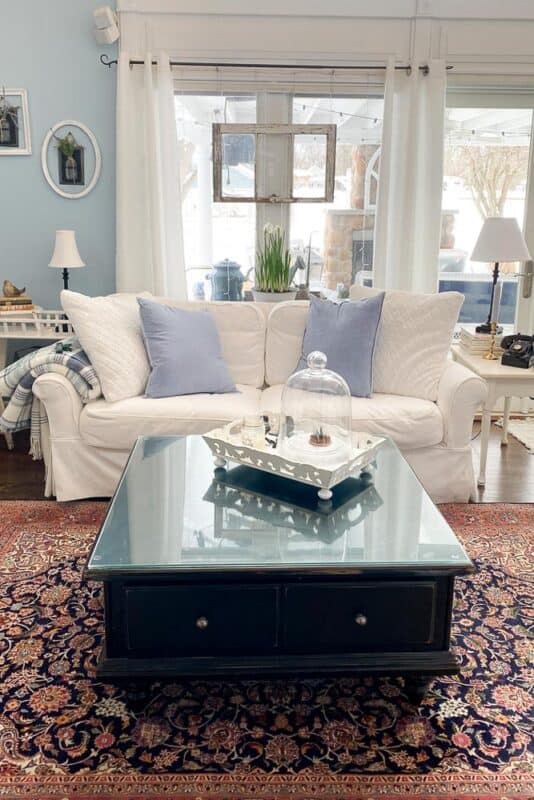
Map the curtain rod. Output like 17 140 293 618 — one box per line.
99 54 453 75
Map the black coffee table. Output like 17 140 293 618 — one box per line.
85 435 473 700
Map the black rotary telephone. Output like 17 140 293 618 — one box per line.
501 333 534 369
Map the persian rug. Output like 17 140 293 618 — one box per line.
0 501 532 800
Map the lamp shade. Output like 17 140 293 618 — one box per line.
48 230 85 269
471 217 531 263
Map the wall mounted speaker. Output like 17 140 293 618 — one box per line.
94 6 120 44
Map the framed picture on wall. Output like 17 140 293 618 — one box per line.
41 120 101 199
0 88 32 155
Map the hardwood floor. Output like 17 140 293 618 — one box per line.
471 419 534 503
1 423 533 503
0 430 45 501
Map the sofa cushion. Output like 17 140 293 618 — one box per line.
61 290 152 403
152 298 265 388
350 286 463 401
260 385 443 450
79 385 261 450
265 301 309 386
297 293 384 397
139 298 236 398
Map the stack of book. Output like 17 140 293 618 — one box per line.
459 327 504 356
0 295 35 314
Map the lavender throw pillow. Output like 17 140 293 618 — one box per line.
297 293 385 397
138 298 236 398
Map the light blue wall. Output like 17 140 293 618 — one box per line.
1 1 116 318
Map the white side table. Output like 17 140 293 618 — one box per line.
0 310 74 450
451 345 534 486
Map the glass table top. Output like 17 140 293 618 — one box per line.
86 436 472 576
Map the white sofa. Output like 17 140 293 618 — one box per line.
33 298 486 503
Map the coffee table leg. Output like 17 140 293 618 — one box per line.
501 397 511 446
405 675 431 704
116 678 153 711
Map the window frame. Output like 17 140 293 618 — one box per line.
212 122 337 203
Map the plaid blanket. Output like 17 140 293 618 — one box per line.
0 338 101 459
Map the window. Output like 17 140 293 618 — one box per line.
290 96 384 292
175 94 257 299
440 105 533 325
175 81 385 300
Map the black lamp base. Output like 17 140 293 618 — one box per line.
59 268 70 333
475 261 502 335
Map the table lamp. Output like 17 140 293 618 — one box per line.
471 217 531 334
48 230 85 290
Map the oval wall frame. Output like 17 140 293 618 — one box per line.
41 120 101 199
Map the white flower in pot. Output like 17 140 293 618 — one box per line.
252 225 297 302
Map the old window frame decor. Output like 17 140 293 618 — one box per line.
213 123 337 203
0 88 31 156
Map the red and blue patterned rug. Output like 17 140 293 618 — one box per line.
0 501 531 799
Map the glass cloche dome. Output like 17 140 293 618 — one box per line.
277 351 352 467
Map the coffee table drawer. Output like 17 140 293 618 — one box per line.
122 584 279 655
284 582 439 652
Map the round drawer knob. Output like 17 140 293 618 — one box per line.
355 613 368 626
196 616 209 630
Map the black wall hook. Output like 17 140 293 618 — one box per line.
100 54 118 68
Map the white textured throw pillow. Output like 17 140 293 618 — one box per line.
61 290 151 402
350 286 463 401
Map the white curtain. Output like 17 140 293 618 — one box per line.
116 51 187 298
373 59 446 293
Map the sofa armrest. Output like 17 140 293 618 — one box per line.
33 373 84 439
437 361 487 449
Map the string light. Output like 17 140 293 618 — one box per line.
179 98 384 126
175 116 530 142
297 101 383 123
176 97 531 140
446 128 530 140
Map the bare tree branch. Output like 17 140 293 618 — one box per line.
445 143 528 219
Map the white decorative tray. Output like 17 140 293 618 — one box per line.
203 420 385 500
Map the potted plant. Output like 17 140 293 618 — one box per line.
54 131 81 183
252 224 297 302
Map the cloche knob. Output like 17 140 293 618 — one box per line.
307 351 327 370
